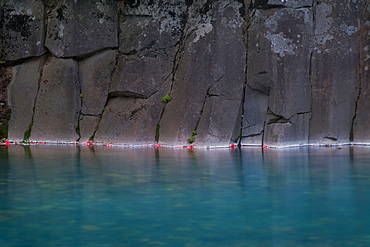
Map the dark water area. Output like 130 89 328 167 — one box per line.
1 145 370 247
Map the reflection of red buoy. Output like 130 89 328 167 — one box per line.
106 144 112 148
86 141 92 146
262 145 268 149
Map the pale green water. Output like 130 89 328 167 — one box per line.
1 145 370 246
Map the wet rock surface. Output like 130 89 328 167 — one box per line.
31 57 80 142
309 0 363 144
158 0 246 146
0 67 12 139
1 0 369 147
7 56 46 141
349 1 370 143
243 7 313 146
79 49 116 116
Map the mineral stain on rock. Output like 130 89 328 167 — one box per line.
1 0 369 147
5 14 32 38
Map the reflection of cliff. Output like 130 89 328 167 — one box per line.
0 0 369 147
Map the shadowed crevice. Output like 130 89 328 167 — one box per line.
108 91 148 99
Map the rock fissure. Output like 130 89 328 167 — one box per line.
350 0 368 142
80 113 101 117
239 1 253 146
90 50 119 141
191 91 209 143
108 91 148 99
247 84 270 95
88 111 104 143
257 4 287 10
245 131 264 138
76 61 83 142
261 121 266 146
323 136 338 142
23 56 48 141
252 0 313 9
153 2 191 144
168 10 190 92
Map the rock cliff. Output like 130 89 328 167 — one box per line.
0 0 369 147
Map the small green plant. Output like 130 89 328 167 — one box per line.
160 95 172 103
0 61 5 64
23 125 32 141
187 129 198 143
80 94 84 98
0 121 8 140
187 136 196 143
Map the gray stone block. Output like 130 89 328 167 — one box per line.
79 50 116 116
119 0 185 58
263 8 313 120
109 55 174 99
31 57 80 142
94 52 173 144
309 1 361 144
351 0 370 143
1 0 46 61
94 83 170 144
245 8 313 146
45 0 118 57
92 0 187 145
264 112 311 147
159 0 246 146
8 57 46 141
119 16 161 55
0 67 12 139
242 86 269 145
196 95 242 146
240 124 265 146
78 115 100 142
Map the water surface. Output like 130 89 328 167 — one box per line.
1 145 370 246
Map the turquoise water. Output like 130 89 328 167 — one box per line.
1 145 370 247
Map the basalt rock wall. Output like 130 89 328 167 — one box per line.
0 0 369 147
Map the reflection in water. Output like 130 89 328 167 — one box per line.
0 145 370 246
